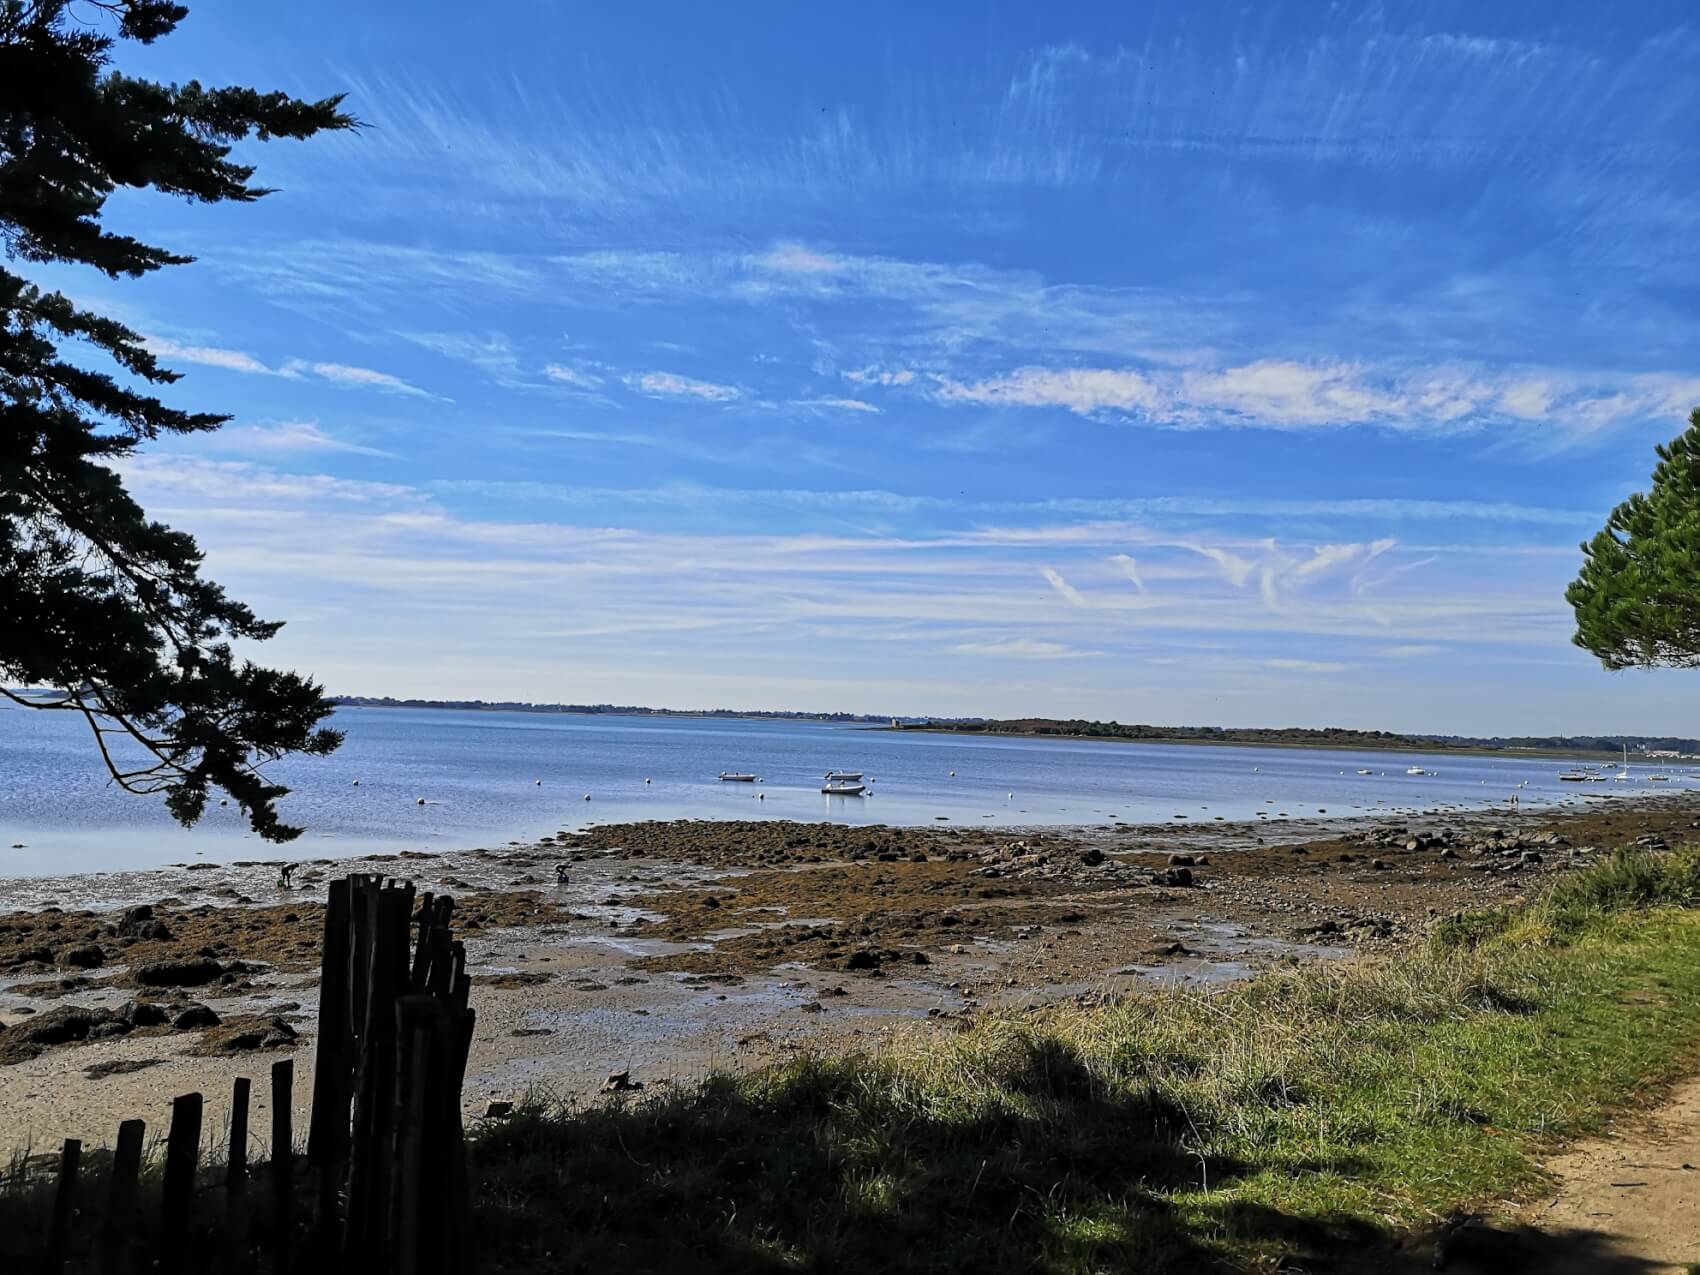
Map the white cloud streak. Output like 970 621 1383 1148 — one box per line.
202 422 391 458
297 361 431 397
625 371 740 401
144 336 429 398
934 360 1700 433
1042 567 1088 607
1110 553 1145 592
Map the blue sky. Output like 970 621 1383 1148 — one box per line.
54 1 1700 731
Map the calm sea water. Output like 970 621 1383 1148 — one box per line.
0 705 1679 877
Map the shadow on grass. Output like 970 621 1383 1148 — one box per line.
1336 1219 1676 1274
469 1037 1382 1274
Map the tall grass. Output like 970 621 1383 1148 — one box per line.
1435 845 1700 948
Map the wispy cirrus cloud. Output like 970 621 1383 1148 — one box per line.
143 335 429 398
1042 567 1088 607
543 363 604 389
794 396 880 413
625 371 740 401
935 367 1161 414
1110 553 1145 592
294 360 431 397
1265 658 1348 674
143 336 285 377
933 360 1700 433
843 368 917 387
202 421 391 458
955 638 1096 659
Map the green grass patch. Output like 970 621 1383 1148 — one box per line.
471 852 1700 1273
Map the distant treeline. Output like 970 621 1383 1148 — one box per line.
331 696 893 723
905 719 1700 755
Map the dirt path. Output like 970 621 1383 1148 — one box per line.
1507 1074 1700 1273
1360 1075 1700 1273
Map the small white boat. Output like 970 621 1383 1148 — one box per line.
822 781 867 796
1406 766 1427 776
824 770 863 781
1557 770 1588 782
719 772 759 782
1356 768 1373 776
1648 773 1671 782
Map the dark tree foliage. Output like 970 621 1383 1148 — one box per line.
0 1 354 840
1568 408 1700 671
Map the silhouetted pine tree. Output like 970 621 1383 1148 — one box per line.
0 1 354 840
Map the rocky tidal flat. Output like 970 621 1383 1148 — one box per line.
3 793 1697 1150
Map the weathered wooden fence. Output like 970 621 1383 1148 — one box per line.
4 873 476 1274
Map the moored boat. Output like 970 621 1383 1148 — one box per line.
719 772 759 782
822 781 867 795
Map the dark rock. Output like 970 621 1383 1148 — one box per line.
484 1101 514 1119
1153 867 1193 887
84 1058 162 1080
193 1015 297 1054
130 958 225 987
1167 854 1195 867
800 1001 826 1013
117 906 172 942
58 944 105 969
1079 848 1106 867
845 950 881 971
14 1004 119 1046
172 1002 221 1030
121 1000 171 1028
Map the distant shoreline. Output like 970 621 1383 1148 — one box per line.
329 699 1690 762
873 725 1640 762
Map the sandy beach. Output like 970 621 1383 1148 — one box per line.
3 792 1696 1157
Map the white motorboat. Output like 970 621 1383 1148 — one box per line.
1557 770 1588 782
1356 768 1373 776
822 781 867 796
719 772 759 782
1406 766 1427 776
824 770 864 781
1648 773 1671 782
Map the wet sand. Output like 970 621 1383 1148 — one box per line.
2 791 1696 1155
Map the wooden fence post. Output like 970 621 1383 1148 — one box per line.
99 1119 144 1275
25 874 478 1273
226 1076 251 1268
44 1137 80 1274
271 1059 294 1275
160 1093 203 1269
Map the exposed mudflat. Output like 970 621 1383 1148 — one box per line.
2 793 1696 1154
